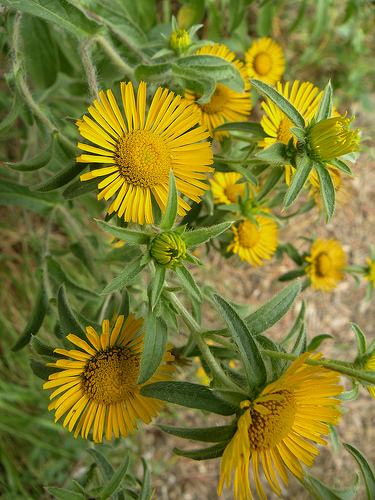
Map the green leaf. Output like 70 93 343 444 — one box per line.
256 142 290 165
116 288 130 322
174 264 202 302
329 158 354 176
183 222 233 247
89 449 114 483
316 80 334 122
62 177 99 199
284 155 314 209
134 62 172 81
158 423 236 443
290 322 306 358
250 79 305 128
245 280 300 335
229 163 258 187
30 358 60 380
98 453 129 500
350 323 366 355
137 311 167 385
171 65 216 104
21 15 58 89
11 270 48 351
30 160 86 192
57 284 86 340
213 121 266 138
3 0 103 41
32 337 60 359
0 178 60 216
47 256 97 297
101 255 148 295
0 90 22 134
5 137 54 171
95 219 150 245
212 294 267 388
45 487 84 500
151 266 166 310
307 334 334 351
139 458 151 500
278 268 306 281
256 167 283 201
307 472 360 500
140 381 236 415
315 162 336 222
160 171 178 231
340 383 359 402
290 127 306 140
173 441 229 461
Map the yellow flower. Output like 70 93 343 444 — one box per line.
218 352 343 500
245 37 285 85
210 172 245 205
184 43 252 141
77 81 213 225
227 216 279 266
169 28 191 53
365 258 375 285
306 115 360 161
43 314 175 443
309 166 353 208
365 354 375 399
305 238 346 292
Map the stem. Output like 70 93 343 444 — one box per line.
96 37 135 78
80 36 100 100
165 291 244 392
214 156 265 165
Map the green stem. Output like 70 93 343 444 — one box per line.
96 37 135 78
80 36 100 100
214 156 265 165
205 333 235 350
295 475 321 500
166 291 244 392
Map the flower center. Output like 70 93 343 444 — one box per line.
224 183 245 203
315 252 332 277
115 130 171 187
277 117 293 144
81 346 140 404
248 390 297 451
253 52 273 76
237 220 261 248
198 84 230 114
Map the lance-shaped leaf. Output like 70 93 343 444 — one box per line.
213 121 266 138
256 167 283 201
316 80 334 122
0 90 22 134
30 359 60 380
173 441 230 461
284 155 314 209
158 423 236 443
307 334 334 351
171 65 216 104
183 222 233 247
62 177 98 199
32 337 60 359
140 381 236 415
30 160 86 192
11 269 48 351
350 323 366 356
139 458 151 500
174 264 202 302
256 142 290 165
116 288 130 322
151 266 166 310
98 453 129 500
251 79 306 128
101 255 148 295
315 162 336 222
160 170 178 230
344 443 375 500
57 285 86 340
329 158 354 176
6 137 54 171
46 256 97 296
229 163 258 187
89 449 114 483
306 472 359 500
44 487 84 500
212 294 267 388
137 311 167 385
290 322 307 358
95 219 150 245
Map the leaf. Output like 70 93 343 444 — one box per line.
151 266 166 310
57 284 86 340
329 158 354 176
157 423 236 443
140 381 236 415
116 288 130 322
182 222 233 247
343 442 375 500
307 334 334 351
229 163 258 187
307 472 360 500
139 458 151 500
256 167 283 201
89 449 114 483
98 453 129 500
5 137 54 171
137 311 167 385
32 337 60 359
101 255 148 295
95 219 150 245
250 79 305 128
174 264 202 302
44 487 84 500
212 294 267 388
3 0 103 41
0 90 22 134
160 171 178 231
290 322 306 358
213 121 266 138
47 256 97 296
316 80 334 122
350 323 366 356
11 270 48 351
0 178 60 216
173 441 229 461
134 62 171 81
315 162 336 222
30 160 86 192
62 177 99 199
30 359 60 380
283 155 314 209
171 65 216 104
256 142 290 165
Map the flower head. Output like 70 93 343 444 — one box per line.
77 81 213 225
305 238 346 292
210 172 245 205
150 232 186 268
306 115 360 161
43 314 175 443
365 258 375 285
169 28 191 53
218 352 343 500
184 43 252 141
245 37 285 85
227 216 279 266
365 354 375 399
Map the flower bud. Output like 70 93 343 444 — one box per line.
150 232 186 268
